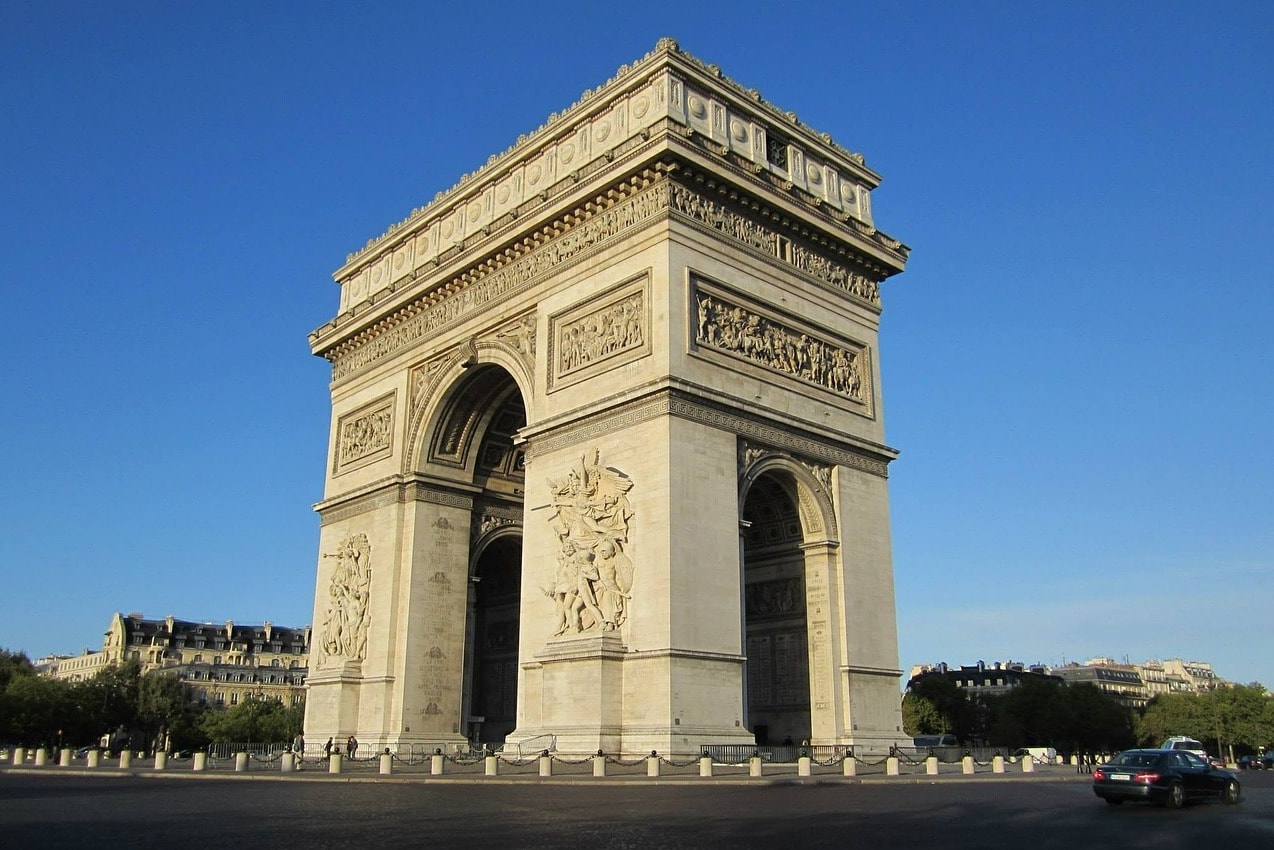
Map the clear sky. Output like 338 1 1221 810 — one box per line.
2 2 1270 688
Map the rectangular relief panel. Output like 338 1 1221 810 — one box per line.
333 390 397 475
689 274 874 417
547 271 651 392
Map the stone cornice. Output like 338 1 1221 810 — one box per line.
313 169 900 385
520 382 896 478
314 474 480 525
322 39 906 327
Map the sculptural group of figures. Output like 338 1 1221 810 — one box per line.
696 293 866 401
545 450 635 636
557 293 644 374
320 533 372 662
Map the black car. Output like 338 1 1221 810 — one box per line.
1092 749 1241 808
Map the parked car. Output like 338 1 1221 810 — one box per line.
1237 755 1265 770
1161 736 1224 768
1093 749 1240 808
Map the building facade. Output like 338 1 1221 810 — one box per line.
304 40 911 756
40 612 309 708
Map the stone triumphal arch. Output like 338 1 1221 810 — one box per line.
305 39 910 756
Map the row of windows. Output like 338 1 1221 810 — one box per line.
182 670 304 685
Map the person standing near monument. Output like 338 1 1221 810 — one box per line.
346 735 358 759
323 737 333 759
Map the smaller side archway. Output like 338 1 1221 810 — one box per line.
463 528 523 745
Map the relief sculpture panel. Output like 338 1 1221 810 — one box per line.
319 533 372 665
543 449 635 636
693 280 872 413
334 392 396 473
548 275 650 391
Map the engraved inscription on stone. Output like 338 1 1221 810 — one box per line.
692 281 871 409
334 392 396 473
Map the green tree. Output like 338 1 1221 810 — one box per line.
901 692 946 736
904 676 977 742
137 671 209 752
3 674 75 747
202 696 303 745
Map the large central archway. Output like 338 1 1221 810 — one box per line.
741 471 812 746
423 363 527 747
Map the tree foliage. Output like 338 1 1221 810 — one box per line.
201 696 303 744
1137 684 1274 758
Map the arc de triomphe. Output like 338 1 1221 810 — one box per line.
304 39 910 756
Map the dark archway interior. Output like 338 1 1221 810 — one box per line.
742 473 810 746
470 535 522 743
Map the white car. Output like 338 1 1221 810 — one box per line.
1162 736 1224 768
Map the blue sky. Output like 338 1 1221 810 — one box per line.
2 2 1270 688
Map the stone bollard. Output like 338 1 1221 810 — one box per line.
431 752 444 775
59 748 72 767
194 752 207 771
539 754 552 777
154 751 168 771
87 749 101 768
379 752 392 775
926 755 938 776
699 755 713 777
1021 756 1034 773
749 756 763 777
1070 754 1079 766
34 748 48 766
798 756 812 777
235 752 249 773
484 755 498 776
842 756 858 777
328 753 341 774
14 747 25 765
992 754 1005 774
962 755 974 775
119 750 132 769
282 752 295 773
593 752 606 778
646 753 660 778
886 756 900 776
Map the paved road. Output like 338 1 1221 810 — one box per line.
1 769 1271 849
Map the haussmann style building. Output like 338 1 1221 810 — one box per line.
303 39 911 757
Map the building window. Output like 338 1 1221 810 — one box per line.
230 693 238 705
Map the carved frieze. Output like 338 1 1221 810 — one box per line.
334 392 396 474
328 177 670 382
672 182 880 307
548 274 650 391
318 533 372 665
692 281 872 412
544 449 635 638
746 577 805 619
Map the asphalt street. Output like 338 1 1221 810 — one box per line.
1 769 1271 849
